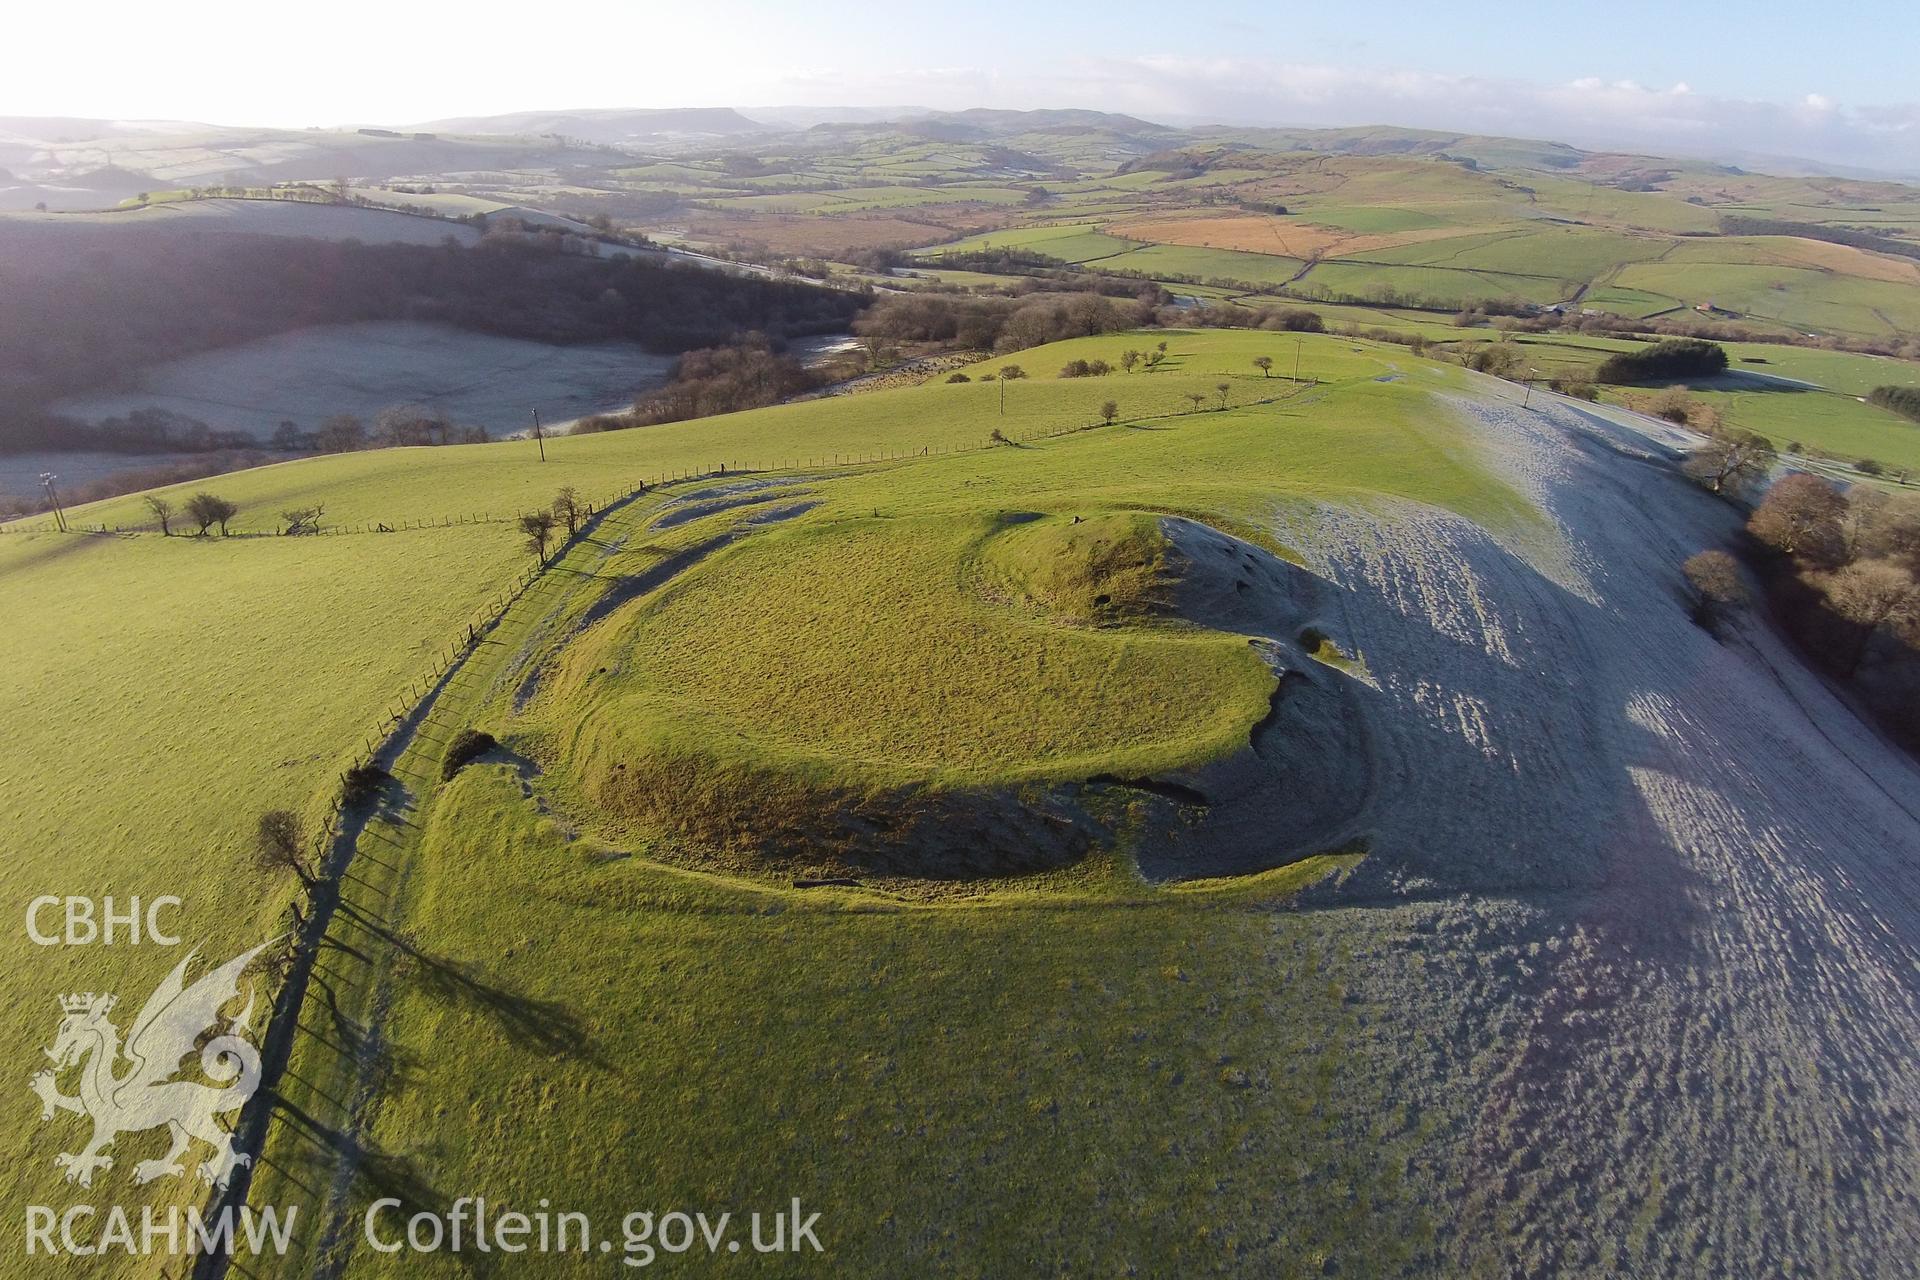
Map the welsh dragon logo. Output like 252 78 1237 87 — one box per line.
29 939 274 1189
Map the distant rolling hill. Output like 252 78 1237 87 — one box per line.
411 106 769 143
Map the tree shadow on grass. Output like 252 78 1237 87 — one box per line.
197 1090 478 1279
335 901 607 1067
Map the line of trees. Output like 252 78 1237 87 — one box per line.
1687 463 1920 747
0 223 861 453
1717 215 1920 263
854 290 1155 356
1754 476 1920 736
572 334 822 434
1867 385 1920 424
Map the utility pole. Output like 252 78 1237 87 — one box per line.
1294 335 1302 383
39 472 66 532
530 409 546 462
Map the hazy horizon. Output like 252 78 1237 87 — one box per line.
5 0 1916 175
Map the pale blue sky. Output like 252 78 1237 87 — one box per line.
4 0 1915 170
791 0 1908 106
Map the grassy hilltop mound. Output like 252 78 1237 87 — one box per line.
525 504 1365 882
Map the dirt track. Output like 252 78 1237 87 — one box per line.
1286 377 1920 1274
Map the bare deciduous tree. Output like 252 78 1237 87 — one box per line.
1253 356 1273 378
1647 387 1697 424
255 810 317 889
1100 400 1119 426
1120 350 1141 374
144 496 174 537
1186 392 1207 413
315 414 367 453
1838 488 1890 565
184 492 238 536
1821 559 1920 675
1683 431 1775 495
519 510 557 562
1838 490 1920 571
1748 473 1845 561
1215 382 1232 410
552 487 586 538
1682 550 1747 631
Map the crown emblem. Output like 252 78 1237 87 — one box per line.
59 993 113 1015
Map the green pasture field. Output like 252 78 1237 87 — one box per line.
1354 226 1672 280
1292 204 1455 234
921 232 1323 289
1475 334 1920 469
1721 344 1920 395
794 184 1032 213
234 330 1519 1276
724 172 825 190
916 223 1146 264
1684 388 1920 472
0 524 521 1259
1032 197 1155 220
909 221 1095 249
698 191 843 214
1610 260 1920 337
1580 285 1686 318
1513 174 1722 234
898 267 1019 289
1295 259 1572 307
1100 242 1307 285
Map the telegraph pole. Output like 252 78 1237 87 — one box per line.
530 409 546 462
39 472 66 532
1294 335 1302 383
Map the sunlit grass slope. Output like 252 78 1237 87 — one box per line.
338 766 1416 1277
0 523 519 1269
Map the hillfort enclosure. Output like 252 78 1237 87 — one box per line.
5 6 1920 1276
